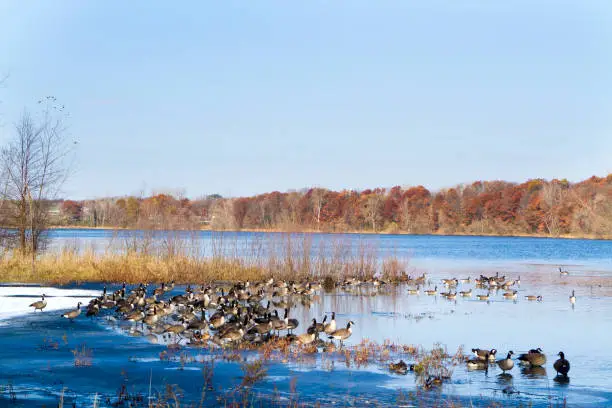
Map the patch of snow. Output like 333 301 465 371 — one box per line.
0 286 101 321
266 376 290 382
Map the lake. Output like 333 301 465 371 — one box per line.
1 230 611 406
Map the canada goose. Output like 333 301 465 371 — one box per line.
143 306 160 326
284 308 299 333
220 327 244 343
553 352 570 377
86 302 100 317
126 310 145 323
496 351 514 373
209 312 225 329
459 277 471 284
439 290 451 298
389 360 410 374
559 267 569 276
569 290 576 305
29 294 47 312
165 322 187 339
61 302 82 321
153 283 165 296
296 331 316 345
467 358 488 370
518 348 547 367
459 289 472 297
310 317 325 333
442 278 458 287
407 286 420 295
476 293 489 301
503 290 518 300
524 295 542 301
446 292 457 300
472 348 497 362
328 321 354 346
247 316 273 336
191 330 211 345
323 312 336 334
424 286 437 296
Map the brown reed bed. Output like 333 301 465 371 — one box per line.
0 232 411 284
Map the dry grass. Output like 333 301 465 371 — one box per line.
0 232 411 284
0 250 268 284
72 343 93 367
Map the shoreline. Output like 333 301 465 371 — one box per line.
46 225 612 241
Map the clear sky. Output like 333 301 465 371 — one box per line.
0 1 611 200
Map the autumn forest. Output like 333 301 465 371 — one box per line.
53 174 612 239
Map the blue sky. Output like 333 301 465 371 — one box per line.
0 1 611 199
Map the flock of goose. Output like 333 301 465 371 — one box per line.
31 279 358 348
467 347 571 378
404 268 576 305
27 267 575 380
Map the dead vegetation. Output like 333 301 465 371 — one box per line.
0 233 411 285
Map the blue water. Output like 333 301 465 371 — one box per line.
1 230 610 407
47 228 612 268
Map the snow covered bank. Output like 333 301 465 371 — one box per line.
0 286 101 321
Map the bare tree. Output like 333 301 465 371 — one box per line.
310 188 326 230
364 193 383 232
541 182 564 236
1 97 71 254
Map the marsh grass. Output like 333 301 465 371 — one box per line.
72 343 93 367
240 358 268 387
0 232 410 284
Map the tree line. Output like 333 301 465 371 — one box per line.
56 174 612 238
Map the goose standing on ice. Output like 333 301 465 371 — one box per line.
30 294 47 312
328 321 355 346
61 302 82 321
554 352 571 377
497 351 514 373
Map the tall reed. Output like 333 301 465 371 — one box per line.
0 230 410 284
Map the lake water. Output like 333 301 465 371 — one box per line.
1 230 611 406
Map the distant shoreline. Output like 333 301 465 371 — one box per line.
45 225 612 241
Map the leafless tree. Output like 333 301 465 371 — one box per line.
310 188 326 230
364 193 383 232
0 97 71 254
542 182 564 236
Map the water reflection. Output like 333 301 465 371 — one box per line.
2 258 612 407
521 366 547 379
497 373 514 386
554 375 571 386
